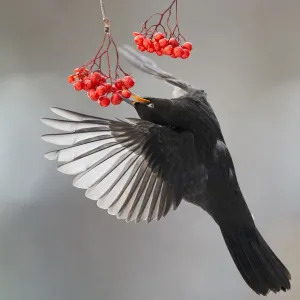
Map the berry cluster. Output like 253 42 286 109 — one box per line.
68 67 135 107
133 32 192 59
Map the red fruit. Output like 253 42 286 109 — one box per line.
99 96 110 107
112 85 117 92
90 72 102 85
171 54 177 58
111 93 123 105
73 81 84 91
122 76 135 89
114 79 124 90
153 41 161 51
156 50 163 56
83 79 94 90
87 89 99 101
181 49 191 59
134 35 144 46
67 75 75 83
121 89 131 98
148 47 154 53
96 85 107 96
159 38 169 48
163 45 173 55
173 46 184 58
154 32 165 41
132 32 140 37
182 42 193 51
137 45 146 52
104 83 112 92
143 38 153 49
169 38 179 47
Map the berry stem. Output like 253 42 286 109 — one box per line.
99 0 110 33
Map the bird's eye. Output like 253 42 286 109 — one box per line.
147 103 155 108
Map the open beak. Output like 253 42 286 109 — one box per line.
122 92 150 106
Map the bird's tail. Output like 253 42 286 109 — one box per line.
219 223 291 295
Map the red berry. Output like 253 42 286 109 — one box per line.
171 54 177 58
114 79 124 90
112 85 117 92
143 38 153 49
122 76 135 89
121 89 131 98
153 41 161 51
111 93 123 105
83 79 94 90
73 81 84 91
156 51 163 56
163 45 173 55
87 89 99 101
154 32 165 41
132 32 140 37
90 72 102 85
182 42 193 51
96 85 107 96
181 49 190 59
99 96 110 107
169 38 179 47
159 38 169 48
137 45 146 52
67 75 75 83
173 46 184 58
134 35 144 46
148 47 154 53
104 83 112 92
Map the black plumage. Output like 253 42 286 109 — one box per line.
41 45 291 295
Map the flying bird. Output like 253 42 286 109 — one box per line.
41 45 291 295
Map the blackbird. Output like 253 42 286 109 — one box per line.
41 45 291 295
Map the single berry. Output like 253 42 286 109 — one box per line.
132 32 140 37
112 85 117 92
159 38 169 48
153 41 161 51
156 51 163 56
121 89 131 98
154 32 165 41
143 38 153 49
181 49 190 59
67 75 75 83
104 83 112 92
96 85 107 97
148 47 154 53
134 35 144 46
114 79 124 90
122 76 135 89
173 46 184 58
73 81 84 91
137 45 146 52
111 93 123 105
99 96 110 107
169 38 179 47
87 89 99 101
171 54 177 58
163 45 173 55
90 72 102 85
182 42 193 51
83 79 94 90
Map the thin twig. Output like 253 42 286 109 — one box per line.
99 0 110 33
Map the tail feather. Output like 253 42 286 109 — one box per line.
220 224 291 295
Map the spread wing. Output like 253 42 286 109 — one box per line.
41 107 197 223
118 45 194 98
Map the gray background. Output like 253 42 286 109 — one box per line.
1 0 300 299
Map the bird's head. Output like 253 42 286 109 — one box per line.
123 92 196 130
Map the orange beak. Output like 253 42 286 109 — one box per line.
130 92 150 104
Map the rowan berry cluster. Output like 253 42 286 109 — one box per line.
68 67 135 107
